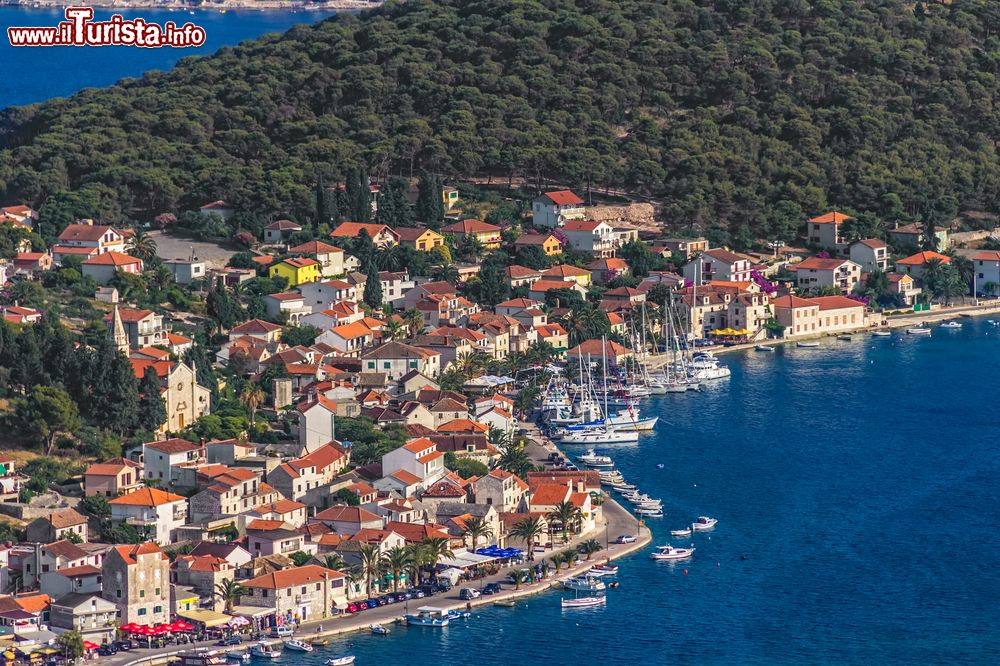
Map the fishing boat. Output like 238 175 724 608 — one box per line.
563 576 607 592
310 638 328 647
250 643 281 659
871 330 891 337
692 516 718 530
326 657 356 666
837 335 853 341
493 599 517 608
906 327 931 335
754 345 774 352
561 595 606 609
369 624 390 636
636 508 663 518
940 321 962 329
227 651 250 663
670 527 692 537
405 607 450 627
590 563 619 576
283 640 312 653
796 341 820 348
578 449 614 467
650 544 695 561
561 427 640 445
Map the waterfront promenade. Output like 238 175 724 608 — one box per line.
109 431 650 666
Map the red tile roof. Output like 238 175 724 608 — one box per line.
244 564 344 589
541 190 584 206
896 251 951 266
808 211 852 224
82 251 141 266
109 487 185 507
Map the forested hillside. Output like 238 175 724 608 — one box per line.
3 0 1000 238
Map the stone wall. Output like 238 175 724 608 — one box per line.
585 203 659 233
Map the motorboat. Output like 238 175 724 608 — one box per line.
837 335 853 341
494 599 517 608
754 345 774 352
226 652 250 663
578 449 614 467
326 658 356 666
563 576 607 592
637 509 663 518
446 610 471 620
609 482 637 491
796 341 820 348
405 607 450 627
906 327 931 335
283 640 312 652
871 330 891 337
692 516 718 530
310 638 328 647
561 595 606 609
650 544 695 561
590 563 619 576
688 353 731 380
940 321 962 329
369 624 390 636
670 527 692 537
250 643 281 659
561 428 640 445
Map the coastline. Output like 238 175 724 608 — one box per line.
0 0 377 10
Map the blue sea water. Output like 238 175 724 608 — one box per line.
275 323 999 665
0 6 335 109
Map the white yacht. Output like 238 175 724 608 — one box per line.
561 427 640 445
692 516 718 530
578 449 614 467
650 544 695 561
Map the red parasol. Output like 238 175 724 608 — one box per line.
83 642 99 651
170 620 195 632
151 624 173 635
119 623 141 633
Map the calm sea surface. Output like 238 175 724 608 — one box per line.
1 6 335 109
278 322 998 665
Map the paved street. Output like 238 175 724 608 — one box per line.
150 230 238 269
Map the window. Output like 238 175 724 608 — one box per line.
155 588 160 596
139 590 145 598
138 608 146 616
154 605 162 613
116 590 122 598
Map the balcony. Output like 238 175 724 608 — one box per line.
295 595 314 604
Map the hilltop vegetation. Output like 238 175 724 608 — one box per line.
3 0 1000 239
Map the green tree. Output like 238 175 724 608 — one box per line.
280 325 321 347
549 500 583 537
363 261 383 308
19 386 80 455
347 168 372 223
137 366 167 434
333 488 360 506
576 538 603 561
88 339 139 436
385 545 413 592
214 578 250 613
358 543 386 598
509 516 545 561
416 171 444 230
443 452 489 478
56 630 85 661
377 177 412 228
461 516 494 551
125 229 158 262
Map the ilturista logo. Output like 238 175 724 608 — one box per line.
7 6 206 47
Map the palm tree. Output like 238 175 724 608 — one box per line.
513 385 539 420
385 545 413 592
358 543 386 598
496 443 534 479
376 244 404 271
549 552 566 573
323 554 347 572
214 578 249 613
239 385 265 432
461 516 494 552
383 319 406 341
453 351 485 380
549 500 583 537
421 536 454 578
432 264 460 284
126 229 158 262
508 516 545 561
576 539 603 561
403 308 425 337
510 569 531 590
404 543 428 586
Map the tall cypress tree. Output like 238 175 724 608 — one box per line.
347 168 372 223
314 176 327 232
137 366 167 434
363 260 383 309
89 338 139 436
416 171 443 229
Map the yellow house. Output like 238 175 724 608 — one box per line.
541 263 592 287
396 227 445 252
269 257 320 286
515 233 563 257
442 187 460 211
442 219 502 249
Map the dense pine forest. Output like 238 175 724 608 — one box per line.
3 0 1000 237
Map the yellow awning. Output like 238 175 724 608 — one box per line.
176 609 232 627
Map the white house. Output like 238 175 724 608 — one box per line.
361 341 441 380
316 320 377 356
264 291 309 324
561 220 619 257
109 487 188 545
805 211 851 252
296 396 337 454
849 239 889 274
379 438 445 492
263 219 302 243
972 250 1000 296
299 280 359 313
289 240 345 278
532 190 586 228
794 257 862 293
162 258 208 284
141 438 205 486
683 249 752 284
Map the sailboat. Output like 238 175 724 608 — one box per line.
560 342 641 444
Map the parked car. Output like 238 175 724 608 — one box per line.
113 641 133 651
437 579 453 592
96 647 118 657
270 625 294 638
414 590 426 598
483 583 503 595
365 599 379 609
459 587 481 600
616 534 637 544
346 602 362 613
216 637 242 647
